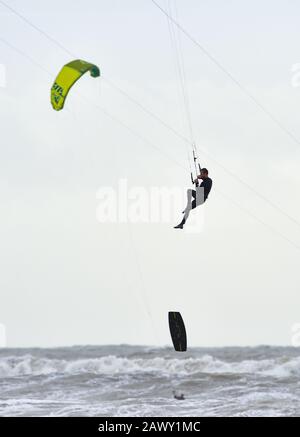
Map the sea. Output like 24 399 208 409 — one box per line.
0 345 299 417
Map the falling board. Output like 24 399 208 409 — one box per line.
168 312 187 352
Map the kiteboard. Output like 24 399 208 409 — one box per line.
168 311 187 352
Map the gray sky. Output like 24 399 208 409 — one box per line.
0 0 300 348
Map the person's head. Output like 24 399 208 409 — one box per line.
200 168 209 179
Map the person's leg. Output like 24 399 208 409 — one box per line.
192 187 204 209
175 189 195 228
182 189 194 211
182 189 196 220
175 188 205 228
175 188 205 229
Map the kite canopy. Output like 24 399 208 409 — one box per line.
51 59 100 111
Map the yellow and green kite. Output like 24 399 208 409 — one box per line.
51 59 100 111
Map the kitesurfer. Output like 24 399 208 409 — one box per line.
174 168 212 229
173 390 185 400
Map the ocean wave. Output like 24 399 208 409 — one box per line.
1 353 300 378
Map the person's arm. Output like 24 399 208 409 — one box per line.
193 175 202 182
193 175 202 186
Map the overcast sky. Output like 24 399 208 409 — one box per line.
0 0 299 348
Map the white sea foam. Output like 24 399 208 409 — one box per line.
1 353 300 378
0 347 299 417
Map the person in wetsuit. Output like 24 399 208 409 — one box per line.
174 168 212 229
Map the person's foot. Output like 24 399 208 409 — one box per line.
174 224 184 229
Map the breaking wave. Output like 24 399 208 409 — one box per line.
1 353 300 378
